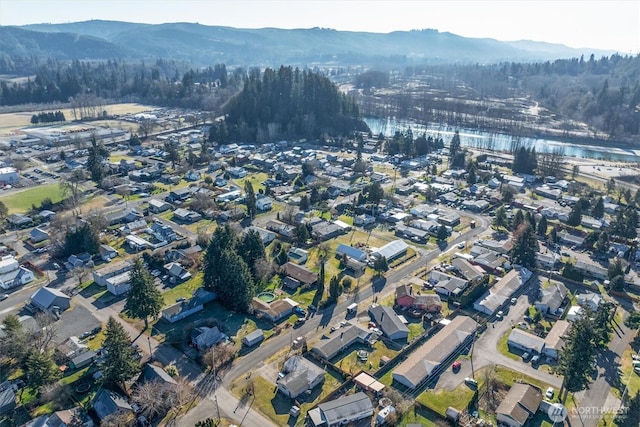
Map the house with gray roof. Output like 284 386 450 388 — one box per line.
496 384 542 427
276 356 325 399
139 363 177 386
307 392 374 427
473 268 532 316
191 326 227 351
92 389 133 421
336 244 367 263
535 282 568 314
30 287 71 312
0 384 15 416
312 324 376 360
371 240 408 262
368 304 409 341
392 316 477 389
507 328 546 354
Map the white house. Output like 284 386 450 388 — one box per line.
256 196 273 211
0 256 35 290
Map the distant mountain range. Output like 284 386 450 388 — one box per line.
0 20 618 67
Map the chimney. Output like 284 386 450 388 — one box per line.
409 286 413 296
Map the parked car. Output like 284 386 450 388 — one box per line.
0 294 8 301
517 322 528 330
545 387 555 399
531 355 541 366
523 315 534 323
510 297 517 305
464 377 478 387
496 310 504 320
294 307 306 316
522 352 531 362
452 361 462 372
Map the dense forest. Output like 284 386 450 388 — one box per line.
223 66 366 142
0 59 237 111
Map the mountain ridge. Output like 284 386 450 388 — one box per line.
4 20 619 67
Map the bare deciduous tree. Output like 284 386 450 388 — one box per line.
202 342 238 371
101 412 135 427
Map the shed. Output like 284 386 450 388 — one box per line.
0 386 16 416
242 329 265 347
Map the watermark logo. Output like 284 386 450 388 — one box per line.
569 406 627 420
548 403 568 423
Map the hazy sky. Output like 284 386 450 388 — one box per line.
1 0 639 53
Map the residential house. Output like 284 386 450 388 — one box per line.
149 222 177 242
105 208 143 226
99 244 118 262
166 187 192 203
30 287 71 312
451 258 485 284
148 199 172 213
395 284 442 313
543 320 571 360
573 260 608 281
307 392 374 427
227 166 247 178
392 316 478 389
161 288 215 323
139 363 177 386
312 324 376 360
472 248 508 273
507 329 546 355
535 283 568 314
566 305 584 322
185 170 201 181
311 221 344 241
0 255 35 290
92 389 133 422
287 247 309 264
29 227 49 243
276 356 325 399
252 297 298 323
473 268 532 316
121 219 147 235
93 260 132 287
576 292 603 311
7 213 32 227
164 245 203 264
244 226 276 245
282 262 318 289
256 196 273 211
266 219 295 239
23 406 93 427
354 214 376 227
191 326 228 351
173 208 202 223
164 262 192 282
430 270 469 298
496 384 542 427
558 231 585 247
368 304 409 341
0 384 16 416
537 252 560 270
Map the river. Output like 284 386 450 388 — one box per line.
364 117 640 163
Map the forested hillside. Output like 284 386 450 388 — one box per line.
223 66 366 142
359 54 640 140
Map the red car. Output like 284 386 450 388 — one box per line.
452 361 462 371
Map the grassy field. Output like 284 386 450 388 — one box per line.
161 272 203 306
0 103 156 134
334 340 399 375
0 184 66 213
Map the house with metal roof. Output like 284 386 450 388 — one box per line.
368 304 409 341
307 392 374 427
392 316 477 389
535 283 568 314
371 240 408 262
30 287 71 312
543 320 571 360
473 268 532 315
336 244 367 263
92 389 133 422
496 384 542 427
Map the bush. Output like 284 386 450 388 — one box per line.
341 277 353 289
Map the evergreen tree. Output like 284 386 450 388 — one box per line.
608 258 624 280
567 202 583 227
510 223 538 269
558 317 597 402
511 209 525 231
449 130 461 160
591 196 604 219
536 215 548 236
436 224 449 241
244 180 257 219
595 231 610 253
215 249 255 312
238 230 266 278
548 226 558 244
329 275 341 301
299 194 310 211
493 206 508 229
124 258 163 329
203 225 238 292
86 136 109 183
373 256 388 275
317 260 325 297
294 223 310 244
102 317 139 387
24 351 62 391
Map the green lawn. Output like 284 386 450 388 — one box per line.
334 340 399 376
497 329 521 360
231 371 341 427
161 272 203 306
0 184 66 214
417 382 476 416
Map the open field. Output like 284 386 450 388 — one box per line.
0 103 156 135
0 183 66 213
